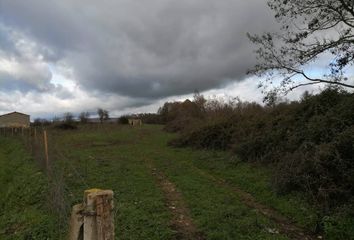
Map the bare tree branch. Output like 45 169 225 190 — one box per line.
248 0 354 94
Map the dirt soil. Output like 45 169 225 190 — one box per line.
146 161 205 240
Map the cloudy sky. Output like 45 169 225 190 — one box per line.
0 0 349 119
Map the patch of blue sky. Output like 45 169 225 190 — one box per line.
48 64 76 89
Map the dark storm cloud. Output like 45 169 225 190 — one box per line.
0 0 276 98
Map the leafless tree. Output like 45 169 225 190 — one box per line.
63 112 74 123
248 0 354 94
97 108 109 123
79 111 90 123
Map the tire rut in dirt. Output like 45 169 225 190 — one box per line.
146 161 205 240
187 162 319 240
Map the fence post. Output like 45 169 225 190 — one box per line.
43 130 49 171
69 204 84 240
69 189 114 240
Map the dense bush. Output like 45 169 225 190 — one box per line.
119 113 164 125
32 118 51 127
165 88 354 218
170 119 235 150
54 122 78 130
160 98 206 132
118 115 129 124
138 113 164 124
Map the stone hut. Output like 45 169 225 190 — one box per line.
128 119 142 126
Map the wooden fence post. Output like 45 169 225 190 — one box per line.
69 189 114 240
43 130 49 171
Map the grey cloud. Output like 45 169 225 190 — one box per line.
52 84 74 99
0 0 276 99
0 59 53 92
0 72 38 92
0 23 55 93
0 26 16 56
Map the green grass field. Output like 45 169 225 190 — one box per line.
2 124 347 239
0 137 58 239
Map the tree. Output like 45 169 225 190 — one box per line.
52 116 60 123
97 108 109 123
63 112 74 123
193 90 206 115
33 118 50 127
79 111 90 123
248 0 354 94
118 115 129 124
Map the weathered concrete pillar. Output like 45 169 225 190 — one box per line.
69 204 84 240
69 189 114 240
95 191 114 240
84 189 114 240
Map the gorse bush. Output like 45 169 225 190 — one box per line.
164 88 354 229
118 115 129 124
159 93 207 132
54 122 78 130
169 119 235 150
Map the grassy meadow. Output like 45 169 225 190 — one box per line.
1 124 337 239
0 137 58 239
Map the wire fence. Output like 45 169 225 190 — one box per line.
0 126 90 238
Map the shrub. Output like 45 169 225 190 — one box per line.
54 122 78 130
32 118 51 127
118 115 129 124
170 120 235 150
165 88 354 215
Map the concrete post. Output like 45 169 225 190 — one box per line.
84 189 114 240
69 189 114 240
69 204 84 240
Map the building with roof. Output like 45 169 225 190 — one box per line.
128 118 142 126
0 111 30 128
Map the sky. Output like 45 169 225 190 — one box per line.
0 0 351 119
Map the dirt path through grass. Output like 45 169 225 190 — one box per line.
44 125 324 239
146 159 205 240
177 160 317 240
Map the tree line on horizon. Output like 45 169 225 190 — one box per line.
32 108 110 127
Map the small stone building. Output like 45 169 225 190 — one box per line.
128 119 142 126
0 111 30 128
